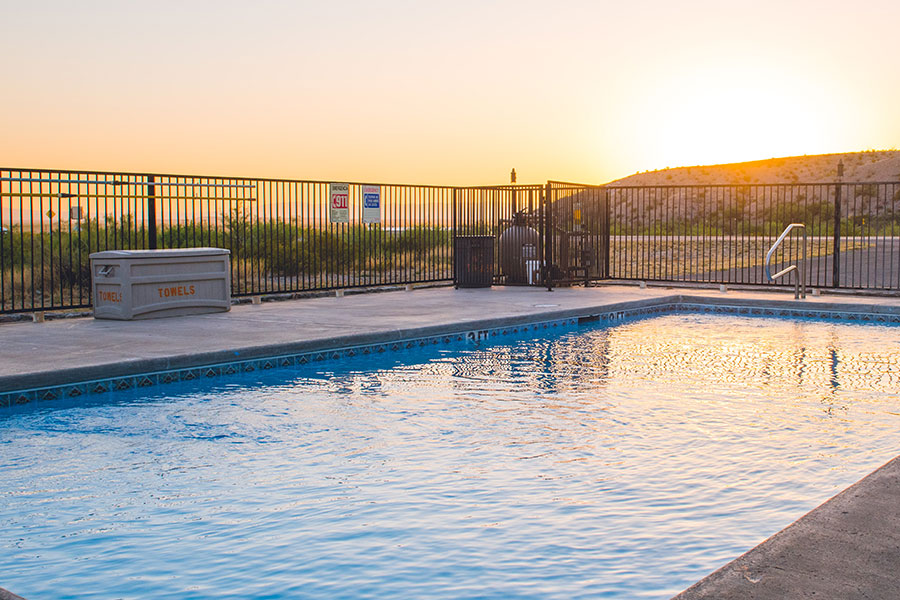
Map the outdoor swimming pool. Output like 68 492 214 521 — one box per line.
2 313 899 599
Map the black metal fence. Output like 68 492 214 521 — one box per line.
1 168 458 313
2 167 898 314
600 181 900 290
454 185 545 286
543 182 610 287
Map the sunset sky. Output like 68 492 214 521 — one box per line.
2 0 898 185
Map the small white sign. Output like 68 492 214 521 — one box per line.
330 183 350 224
362 185 381 224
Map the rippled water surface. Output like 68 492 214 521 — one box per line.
2 314 899 599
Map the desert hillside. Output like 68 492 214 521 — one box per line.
553 150 900 230
608 150 900 186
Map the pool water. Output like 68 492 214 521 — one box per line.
2 314 899 599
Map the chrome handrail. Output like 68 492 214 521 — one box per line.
765 223 807 299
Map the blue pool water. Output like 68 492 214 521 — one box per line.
2 313 899 599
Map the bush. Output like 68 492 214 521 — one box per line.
383 226 450 254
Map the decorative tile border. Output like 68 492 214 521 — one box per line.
0 316 579 408
2 303 898 409
677 302 900 324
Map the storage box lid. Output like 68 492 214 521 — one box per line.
90 247 230 260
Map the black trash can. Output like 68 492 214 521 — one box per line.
454 235 494 288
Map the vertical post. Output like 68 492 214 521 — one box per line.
544 182 554 291
603 186 611 279
451 187 458 287
147 174 157 250
800 227 807 299
832 163 843 288
510 168 518 222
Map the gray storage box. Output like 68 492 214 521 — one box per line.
90 248 231 320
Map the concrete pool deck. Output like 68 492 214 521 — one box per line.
3 284 900 395
674 454 900 600
2 282 900 599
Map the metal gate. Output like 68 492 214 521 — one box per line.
540 181 609 288
453 184 545 286
451 181 609 289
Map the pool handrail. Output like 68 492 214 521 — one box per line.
765 223 807 299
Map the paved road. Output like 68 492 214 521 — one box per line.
664 239 899 290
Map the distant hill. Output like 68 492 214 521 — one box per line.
551 151 900 231
608 150 900 186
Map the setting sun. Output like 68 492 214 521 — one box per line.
611 56 853 171
652 81 834 167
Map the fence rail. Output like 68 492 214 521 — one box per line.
1 168 458 313
2 167 898 314
602 181 900 290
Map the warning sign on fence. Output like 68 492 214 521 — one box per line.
330 183 350 224
362 185 381 224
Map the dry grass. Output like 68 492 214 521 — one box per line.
610 238 870 279
0 239 880 311
1 265 92 312
229 249 454 296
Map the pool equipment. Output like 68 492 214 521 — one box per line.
498 212 540 284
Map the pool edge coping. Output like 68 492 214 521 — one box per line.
671 454 900 599
3 293 899 407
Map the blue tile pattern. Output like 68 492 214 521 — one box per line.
2 303 898 408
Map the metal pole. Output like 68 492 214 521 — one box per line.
603 186 611 279
451 187 458 287
147 174 157 249
832 178 842 288
544 182 553 291
801 228 807 299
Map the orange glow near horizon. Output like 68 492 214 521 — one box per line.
1 1 899 185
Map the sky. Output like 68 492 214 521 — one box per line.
2 0 899 185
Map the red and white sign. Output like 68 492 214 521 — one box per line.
330 182 350 224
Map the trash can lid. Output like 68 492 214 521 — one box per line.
89 247 230 259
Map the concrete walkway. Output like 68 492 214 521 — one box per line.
2 283 900 599
1 284 681 391
3 284 900 394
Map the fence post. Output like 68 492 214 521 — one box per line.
832 180 841 288
544 182 553 291
603 186 611 279
147 174 157 250
451 187 457 285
